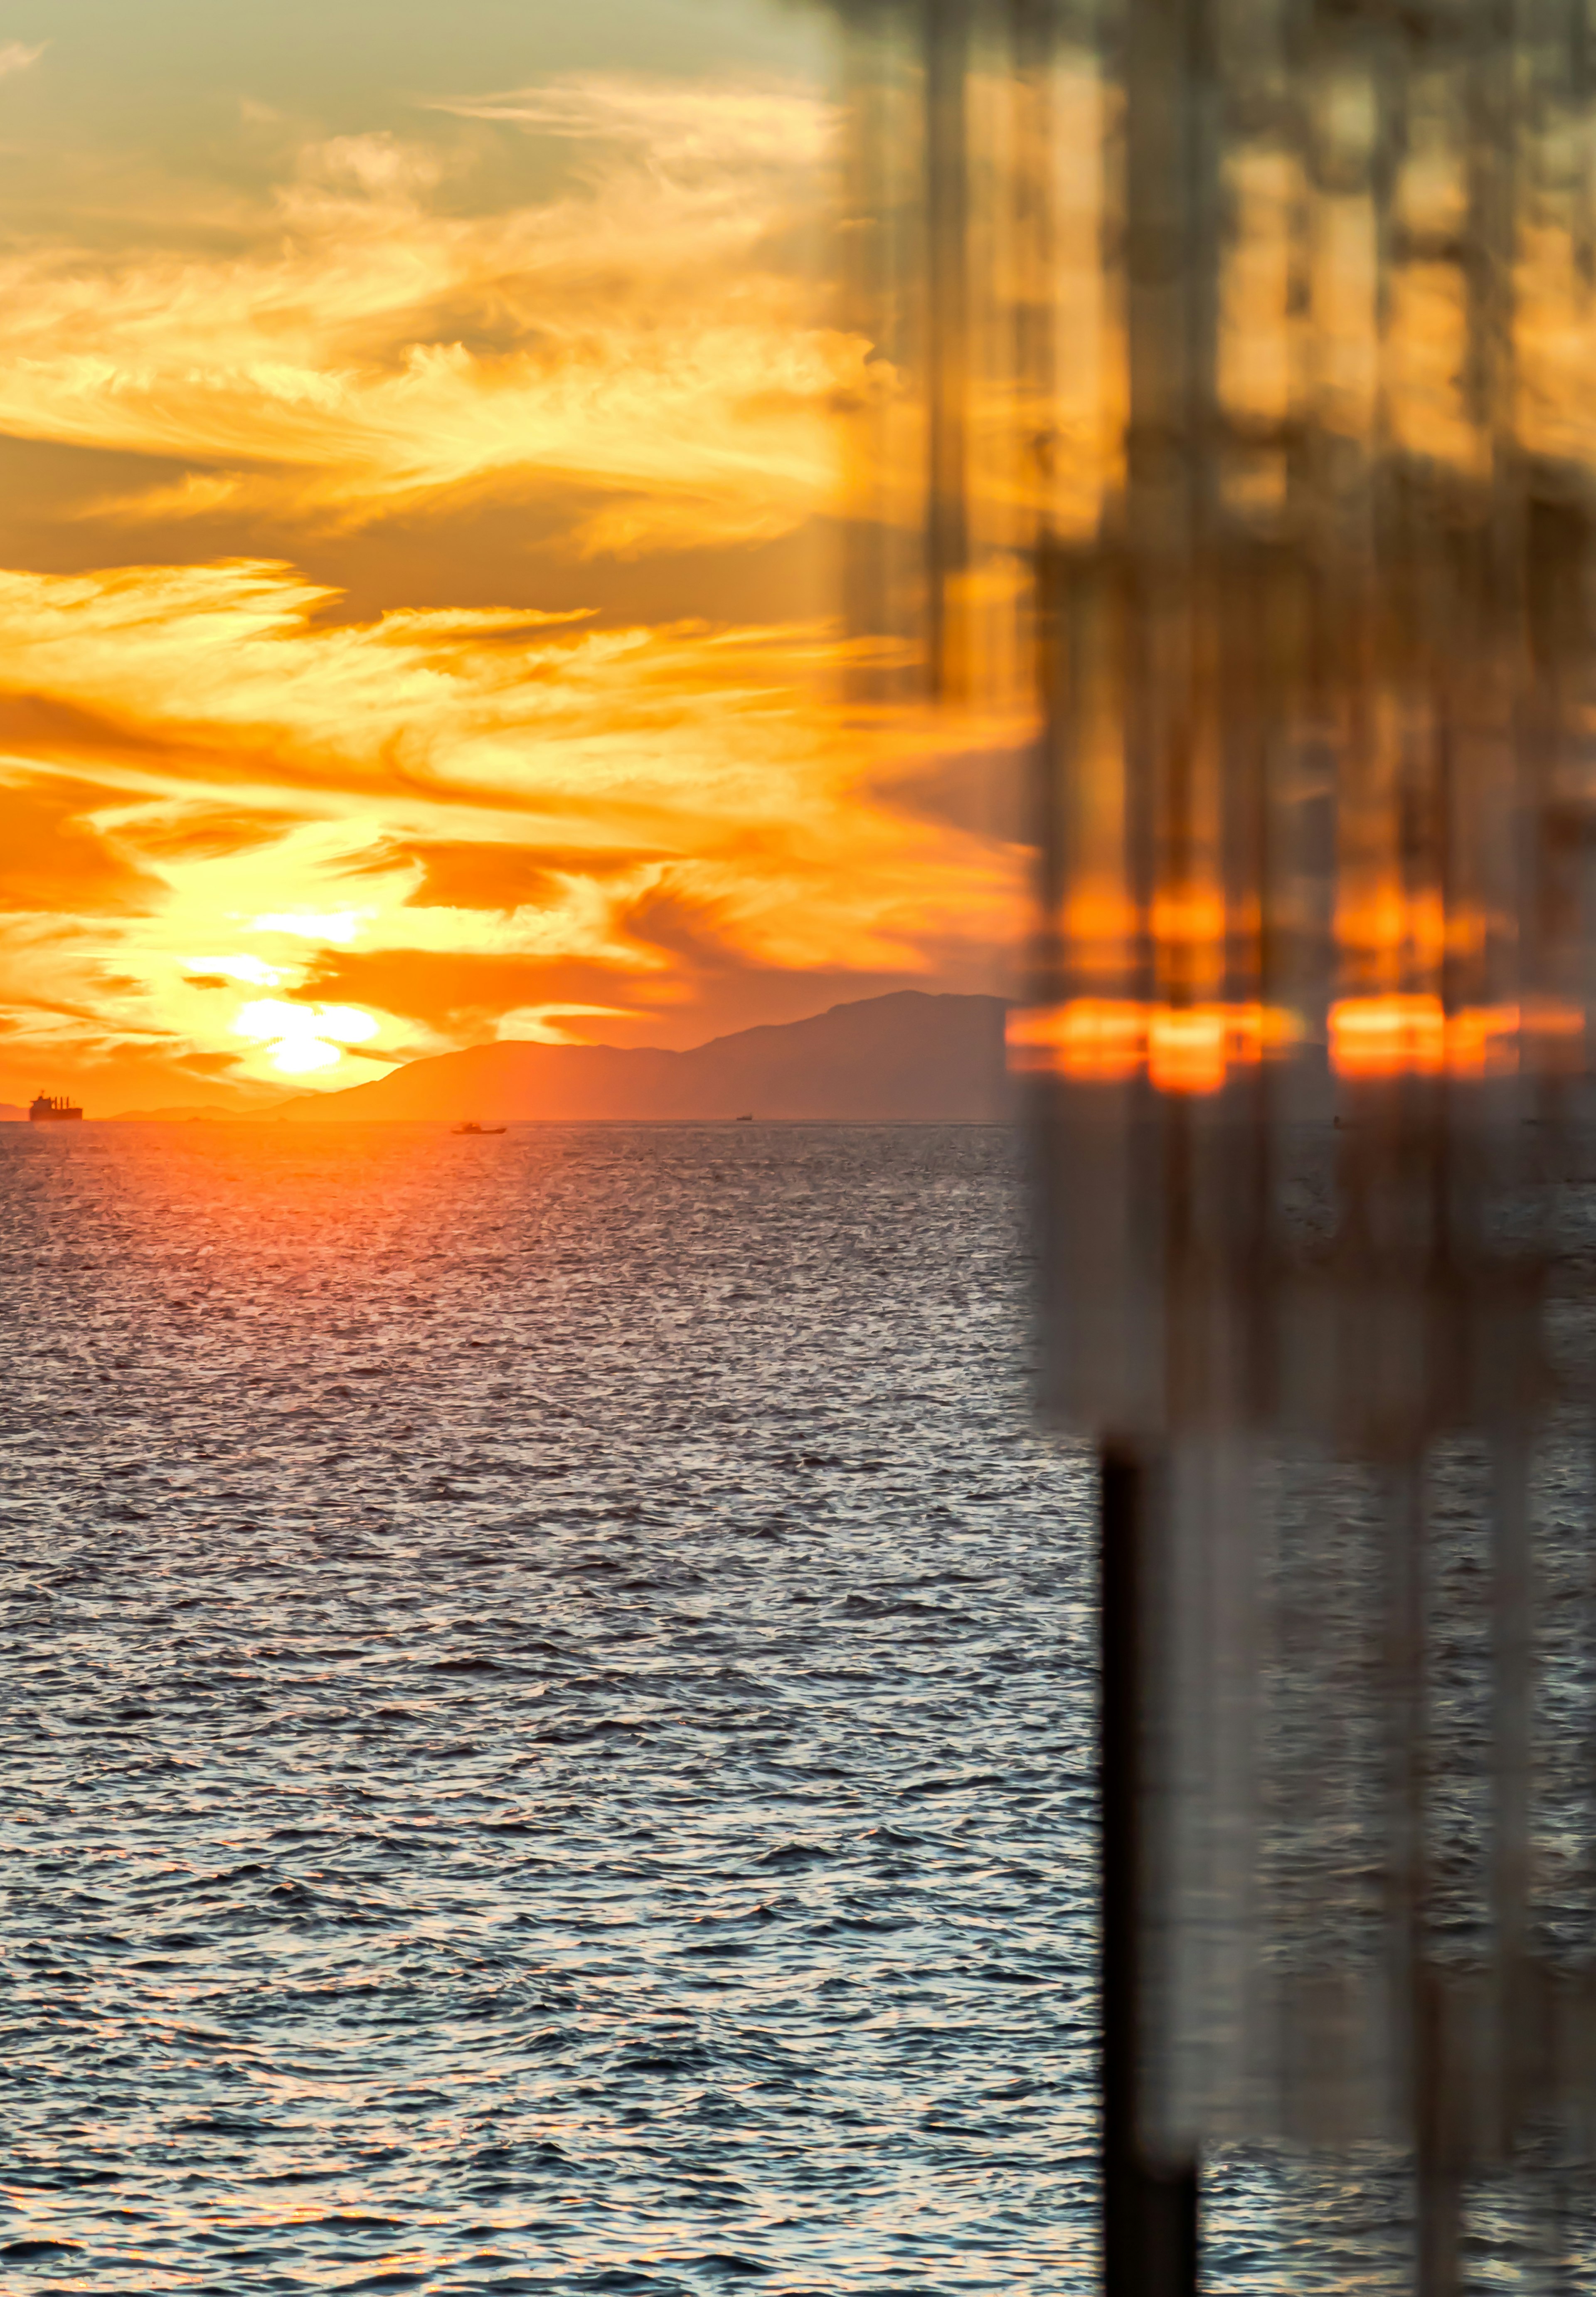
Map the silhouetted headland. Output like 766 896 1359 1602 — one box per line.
281 991 1013 1122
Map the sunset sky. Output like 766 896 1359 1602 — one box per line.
0 0 1024 1112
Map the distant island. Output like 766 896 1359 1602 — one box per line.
280 991 1014 1123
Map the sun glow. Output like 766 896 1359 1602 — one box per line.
187 955 285 988
233 998 383 1078
0 55 1023 1113
249 911 371 946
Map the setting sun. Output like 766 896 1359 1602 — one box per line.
0 11 1020 1116
232 996 382 1076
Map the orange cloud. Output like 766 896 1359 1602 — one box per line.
0 557 1021 1102
0 83 856 559
356 835 670 911
0 71 1026 1110
0 771 164 915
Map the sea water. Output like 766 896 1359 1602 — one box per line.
0 1120 1098 2293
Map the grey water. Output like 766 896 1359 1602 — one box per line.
0 1120 1100 2294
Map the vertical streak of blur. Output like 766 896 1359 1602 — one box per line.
837 0 1596 2282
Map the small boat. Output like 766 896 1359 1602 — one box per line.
30 1092 84 1124
452 1121 506 1136
735 1113 754 1122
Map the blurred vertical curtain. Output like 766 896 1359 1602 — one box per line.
837 0 1596 2281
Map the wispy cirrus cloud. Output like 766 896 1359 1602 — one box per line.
0 558 1020 1100
0 41 43 81
432 74 832 165
0 83 855 558
0 67 1023 1111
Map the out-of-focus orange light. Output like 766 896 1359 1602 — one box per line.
1335 889 1450 964
1444 1005 1519 1076
1524 999 1587 1060
1009 999 1148 1079
1327 996 1559 1077
1061 890 1140 978
1527 1001 1585 1035
1150 890 1228 946
1330 994 1447 1076
1017 996 1585 1085
1008 1001 1299 1091
1062 892 1140 942
1148 1007 1228 1094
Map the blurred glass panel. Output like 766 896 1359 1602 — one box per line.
839 0 1596 2279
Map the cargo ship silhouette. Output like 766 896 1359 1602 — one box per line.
29 1093 83 1124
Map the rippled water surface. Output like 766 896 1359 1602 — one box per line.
0 1120 1097 2294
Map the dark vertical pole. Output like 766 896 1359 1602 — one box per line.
1101 1442 1199 2297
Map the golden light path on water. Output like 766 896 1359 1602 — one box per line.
0 1117 1093 2291
0 1114 1445 2291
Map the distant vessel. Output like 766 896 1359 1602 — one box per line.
30 1093 83 1124
735 1113 753 1122
452 1121 505 1136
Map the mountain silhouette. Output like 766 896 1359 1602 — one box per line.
281 991 1013 1122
